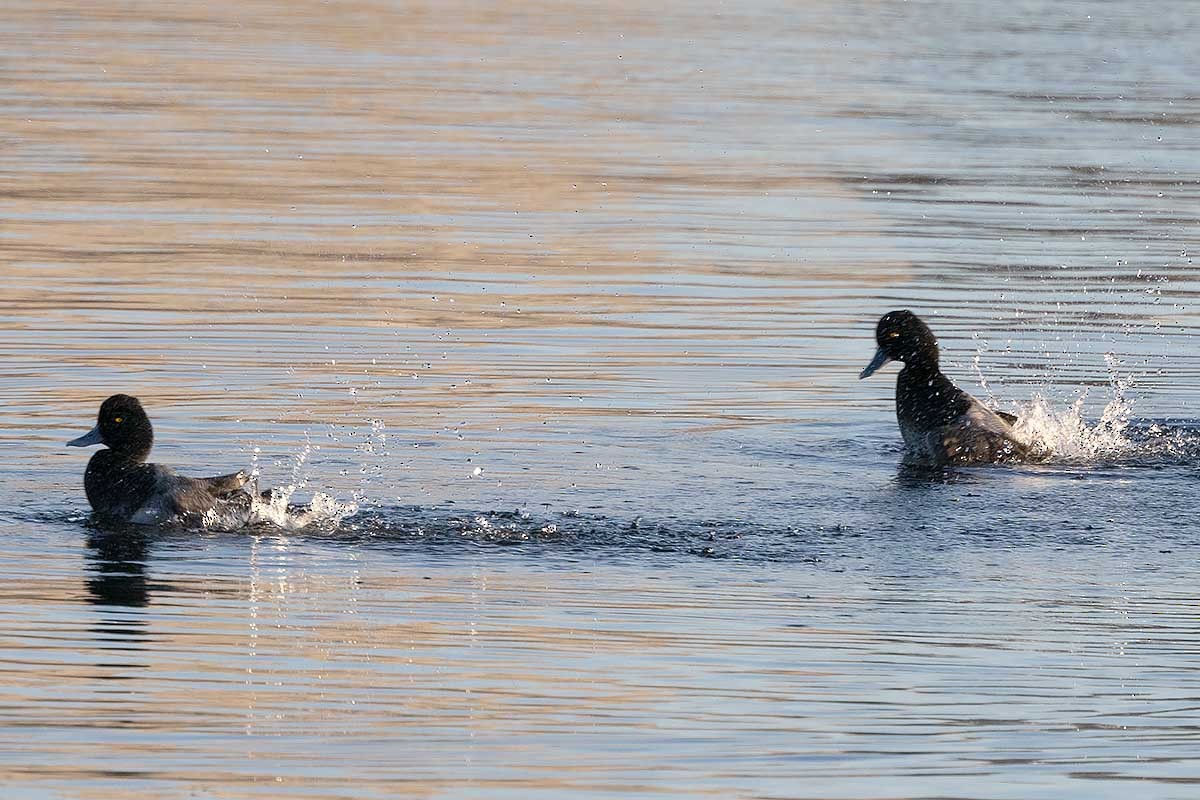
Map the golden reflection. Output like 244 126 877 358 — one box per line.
2 0 896 441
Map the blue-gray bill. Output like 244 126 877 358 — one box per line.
859 347 892 379
67 425 103 448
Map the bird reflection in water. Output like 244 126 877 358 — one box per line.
85 529 152 608
893 461 981 488
83 529 162 667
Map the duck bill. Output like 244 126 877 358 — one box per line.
859 347 892 379
67 425 104 447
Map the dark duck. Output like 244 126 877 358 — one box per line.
67 394 254 524
859 311 1029 466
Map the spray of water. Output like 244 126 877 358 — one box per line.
202 439 358 531
1010 392 1131 462
996 352 1200 464
200 485 358 532
993 353 1129 462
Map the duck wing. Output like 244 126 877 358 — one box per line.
937 396 1028 465
124 466 252 523
199 470 252 497
168 470 254 515
995 410 1019 426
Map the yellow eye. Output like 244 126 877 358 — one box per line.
114 416 123 424
887 331 900 339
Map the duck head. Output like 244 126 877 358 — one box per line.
859 310 940 379
67 394 154 460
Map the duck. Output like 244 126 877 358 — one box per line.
67 394 255 524
859 310 1028 466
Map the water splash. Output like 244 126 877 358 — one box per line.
202 441 358 531
254 486 357 530
1004 353 1131 462
1010 390 1133 462
969 332 992 401
201 483 359 532
1004 353 1200 464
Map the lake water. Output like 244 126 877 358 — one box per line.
4 0 1200 797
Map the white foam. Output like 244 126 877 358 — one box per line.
1009 389 1134 462
201 439 358 531
252 483 358 530
995 352 1200 464
201 482 359 532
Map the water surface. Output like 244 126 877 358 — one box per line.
4 1 1200 797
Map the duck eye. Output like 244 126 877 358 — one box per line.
113 416 123 424
887 331 900 339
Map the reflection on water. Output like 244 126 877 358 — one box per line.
7 529 1200 798
85 531 151 608
3 0 1200 796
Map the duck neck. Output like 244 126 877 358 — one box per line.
896 360 969 427
902 352 945 388
109 435 153 464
